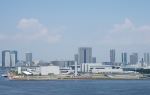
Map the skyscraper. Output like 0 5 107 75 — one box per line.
2 50 17 67
110 49 115 64
130 53 138 65
3 50 11 67
10 51 18 67
78 47 92 64
2 50 9 67
121 52 127 65
144 53 150 65
25 52 32 66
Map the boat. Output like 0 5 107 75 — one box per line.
1 74 8 77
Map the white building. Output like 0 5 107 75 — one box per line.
40 66 60 75
60 67 74 75
81 63 123 73
17 66 60 75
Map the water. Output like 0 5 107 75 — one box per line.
1 68 150 95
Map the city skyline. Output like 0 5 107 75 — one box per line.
1 1 150 62
1 48 150 66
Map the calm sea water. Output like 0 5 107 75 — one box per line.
1 68 150 95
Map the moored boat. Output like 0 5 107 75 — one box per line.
1 74 8 77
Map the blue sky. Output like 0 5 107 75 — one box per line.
0 0 150 62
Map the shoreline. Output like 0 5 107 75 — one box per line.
8 78 150 81
5 71 150 81
7 74 149 81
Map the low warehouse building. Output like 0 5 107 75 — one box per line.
40 66 60 75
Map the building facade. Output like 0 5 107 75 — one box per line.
40 66 60 75
2 50 17 67
130 53 138 65
51 60 74 68
25 52 32 66
78 47 92 64
110 49 115 64
10 51 18 67
121 52 127 65
144 53 150 65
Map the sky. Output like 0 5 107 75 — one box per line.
1 0 150 62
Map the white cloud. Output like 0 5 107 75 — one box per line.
0 18 63 44
17 18 43 30
99 18 150 46
113 18 134 32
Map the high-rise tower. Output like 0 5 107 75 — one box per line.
122 52 127 65
110 49 115 65
25 52 32 66
130 53 138 65
78 47 92 64
2 50 17 67
144 53 150 65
